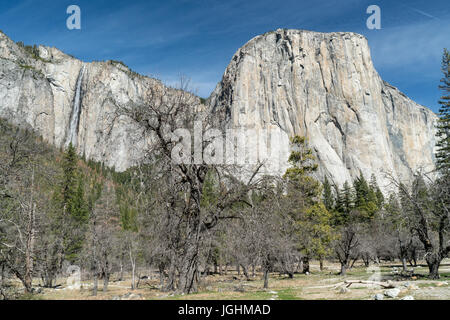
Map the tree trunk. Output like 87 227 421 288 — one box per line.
24 172 36 294
43 274 54 288
302 257 310 274
427 257 441 279
236 264 240 276
103 272 109 292
130 259 136 290
177 240 200 294
241 264 249 281
412 252 417 267
319 259 324 271
350 257 358 269
264 269 269 289
428 263 440 279
92 272 98 296
401 257 408 272
158 264 165 287
119 260 123 281
163 253 176 292
340 263 347 276
263 269 269 289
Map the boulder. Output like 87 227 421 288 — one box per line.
384 288 401 298
373 293 384 300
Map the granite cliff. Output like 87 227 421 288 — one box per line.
209 29 437 188
0 29 437 189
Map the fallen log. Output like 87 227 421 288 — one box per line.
333 280 396 289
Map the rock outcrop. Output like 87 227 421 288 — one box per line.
209 29 437 189
0 29 438 189
0 31 166 171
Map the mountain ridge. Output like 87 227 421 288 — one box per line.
208 28 437 189
0 29 438 190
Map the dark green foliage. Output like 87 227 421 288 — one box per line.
284 136 321 203
113 167 143 232
353 172 370 209
61 143 78 209
342 181 354 216
331 173 383 224
333 184 345 224
201 170 218 208
370 174 384 208
322 176 334 211
353 172 380 219
285 136 318 176
58 143 88 262
284 136 336 263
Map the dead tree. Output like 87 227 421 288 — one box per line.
335 225 360 276
115 80 265 294
390 173 449 279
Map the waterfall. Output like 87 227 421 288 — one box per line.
65 64 85 148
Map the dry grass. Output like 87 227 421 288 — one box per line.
10 259 450 300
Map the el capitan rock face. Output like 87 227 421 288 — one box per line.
208 29 437 189
0 29 437 190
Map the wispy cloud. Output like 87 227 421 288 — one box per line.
1 0 448 109
368 19 449 71
406 6 440 20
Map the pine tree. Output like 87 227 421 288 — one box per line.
322 176 334 211
201 170 218 208
284 136 336 268
369 174 384 208
334 185 344 211
436 48 450 173
284 136 321 202
353 172 369 209
333 184 345 224
342 181 354 215
59 143 88 262
62 142 78 211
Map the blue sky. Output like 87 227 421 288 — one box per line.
0 0 448 112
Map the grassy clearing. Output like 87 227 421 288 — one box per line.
7 259 450 300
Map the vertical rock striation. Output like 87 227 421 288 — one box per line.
0 30 168 171
0 29 438 190
209 29 437 189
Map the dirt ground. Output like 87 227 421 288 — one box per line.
13 259 450 300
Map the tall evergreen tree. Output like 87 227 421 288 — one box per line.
369 174 384 208
284 136 335 271
353 172 369 209
62 142 78 212
284 136 320 202
59 143 88 262
342 181 354 215
322 176 334 211
333 184 345 224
